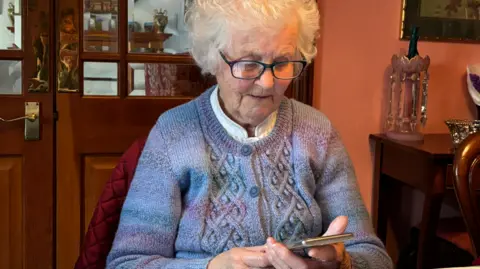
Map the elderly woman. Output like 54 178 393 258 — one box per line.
107 1 392 268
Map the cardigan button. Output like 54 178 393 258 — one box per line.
179 178 190 191
241 145 253 156
249 186 260 198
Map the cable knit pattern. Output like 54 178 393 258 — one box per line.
201 146 249 254
106 86 393 269
262 140 311 243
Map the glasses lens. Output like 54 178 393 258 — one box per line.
273 62 304 79
232 62 263 79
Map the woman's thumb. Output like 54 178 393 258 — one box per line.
323 216 348 236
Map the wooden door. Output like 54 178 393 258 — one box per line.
0 0 55 267
55 0 314 268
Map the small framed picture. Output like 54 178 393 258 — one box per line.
401 0 480 43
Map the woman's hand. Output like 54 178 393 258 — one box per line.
207 246 272 269
265 216 352 269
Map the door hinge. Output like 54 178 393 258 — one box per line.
53 111 59 121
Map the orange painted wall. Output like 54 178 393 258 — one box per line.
313 0 480 212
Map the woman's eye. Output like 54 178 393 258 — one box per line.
243 63 258 70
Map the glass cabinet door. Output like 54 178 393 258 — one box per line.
0 0 54 267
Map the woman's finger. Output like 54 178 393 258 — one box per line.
268 237 309 269
266 238 290 269
267 251 285 269
307 243 339 262
241 250 271 268
244 245 268 252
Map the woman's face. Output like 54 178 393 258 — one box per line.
216 21 299 129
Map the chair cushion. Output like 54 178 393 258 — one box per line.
74 137 147 269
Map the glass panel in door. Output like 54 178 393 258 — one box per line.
83 0 118 52
128 0 192 54
127 62 215 96
0 60 22 95
83 61 118 96
0 0 22 50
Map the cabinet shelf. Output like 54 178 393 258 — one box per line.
84 30 117 42
128 32 172 53
84 10 118 15
84 30 118 52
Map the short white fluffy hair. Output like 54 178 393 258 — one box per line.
185 0 320 75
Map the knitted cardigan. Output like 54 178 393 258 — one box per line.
106 86 393 269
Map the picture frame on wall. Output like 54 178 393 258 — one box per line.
401 0 480 42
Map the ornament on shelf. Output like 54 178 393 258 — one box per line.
384 26 430 141
8 3 15 27
153 8 168 33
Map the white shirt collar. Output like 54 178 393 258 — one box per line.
210 85 277 143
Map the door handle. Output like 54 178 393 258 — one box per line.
0 113 37 122
0 102 40 141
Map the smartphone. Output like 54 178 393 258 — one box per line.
286 233 354 250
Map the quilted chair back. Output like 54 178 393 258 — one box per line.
74 137 147 269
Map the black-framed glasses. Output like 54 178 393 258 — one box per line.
219 52 307 80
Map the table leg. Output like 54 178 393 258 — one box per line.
372 139 385 241
376 175 392 245
416 167 445 269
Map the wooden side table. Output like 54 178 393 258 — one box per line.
370 133 454 269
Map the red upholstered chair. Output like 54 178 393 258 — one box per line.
74 137 147 269
453 132 480 265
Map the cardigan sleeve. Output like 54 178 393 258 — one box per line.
313 127 393 269
106 122 212 269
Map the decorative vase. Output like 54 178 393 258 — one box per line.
153 8 168 33
384 54 430 141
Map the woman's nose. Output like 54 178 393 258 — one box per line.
256 68 275 89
